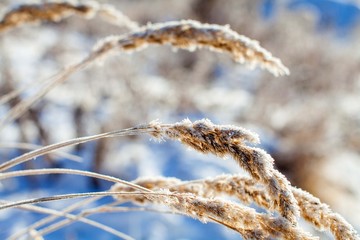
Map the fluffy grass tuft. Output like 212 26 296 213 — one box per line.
0 1 359 240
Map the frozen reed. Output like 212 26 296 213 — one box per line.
0 19 288 129
2 118 358 239
0 1 138 33
113 174 359 240
1 1 359 239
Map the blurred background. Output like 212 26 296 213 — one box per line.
1 0 360 239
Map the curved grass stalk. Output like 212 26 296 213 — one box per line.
0 1 138 107
36 200 121 237
8 197 102 240
0 124 153 172
0 168 151 193
0 55 96 131
0 142 82 162
0 191 130 210
147 119 299 224
37 202 192 238
0 19 288 131
1 118 297 223
0 1 138 109
0 191 315 239
0 1 138 33
1 200 134 240
120 174 360 240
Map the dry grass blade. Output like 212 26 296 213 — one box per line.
0 142 82 162
293 188 360 240
96 19 289 76
0 168 151 193
0 2 93 32
4 118 355 238
1 115 358 238
0 19 288 130
35 201 121 237
8 197 102 240
113 175 270 209
0 1 138 108
10 190 311 239
0 1 138 33
116 174 359 240
148 119 299 224
1 1 357 239
0 191 143 210
0 124 152 172
0 118 298 223
0 56 97 132
96 3 139 29
110 190 315 240
0 200 134 240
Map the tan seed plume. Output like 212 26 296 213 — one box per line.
0 19 287 129
0 1 138 32
0 2 94 32
110 189 316 240
95 20 289 76
114 174 360 240
147 118 299 224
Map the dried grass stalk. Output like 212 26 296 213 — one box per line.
95 20 289 76
148 119 299 224
7 197 102 240
0 19 287 129
0 142 82 162
0 124 151 171
293 188 360 240
114 175 270 209
110 190 315 240
114 174 360 240
0 118 297 222
2 118 358 239
0 1 138 32
0 200 134 240
0 20 289 130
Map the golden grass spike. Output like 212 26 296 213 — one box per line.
117 175 360 240
95 20 289 76
293 188 360 240
0 2 94 32
0 1 138 33
148 118 299 224
0 19 286 129
109 190 316 240
114 175 271 209
196 177 360 240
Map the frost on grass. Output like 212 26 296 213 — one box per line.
1 2 359 239
146 118 299 224
95 20 290 76
110 188 316 240
1 117 359 239
0 1 138 32
113 174 360 240
0 19 287 129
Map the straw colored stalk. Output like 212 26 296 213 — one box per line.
0 1 138 33
95 19 289 76
148 118 299 224
0 19 288 128
110 190 315 240
0 200 134 240
1 118 357 238
0 118 297 223
113 174 360 240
